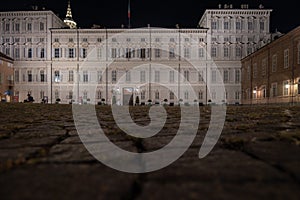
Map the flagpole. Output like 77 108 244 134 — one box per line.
128 0 131 28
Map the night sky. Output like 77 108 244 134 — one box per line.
0 0 298 33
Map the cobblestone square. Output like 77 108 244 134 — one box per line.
0 103 299 200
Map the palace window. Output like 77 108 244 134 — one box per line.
140 71 146 83
223 70 229 83
169 71 175 83
155 48 161 58
198 91 203 100
184 91 189 100
236 21 241 30
262 58 267 76
69 48 75 58
155 71 160 82
141 91 146 100
248 21 253 30
253 63 257 78
284 49 289 68
184 70 189 82
69 70 74 82
235 69 240 83
169 48 175 58
211 70 217 83
40 48 45 58
15 23 20 32
40 22 44 31
40 70 45 82
271 83 277 97
81 48 87 58
54 71 61 82
111 48 117 58
112 70 117 82
15 70 19 83
97 71 102 83
27 23 32 31
224 47 229 57
211 47 217 57
224 21 229 30
83 71 89 82
211 21 217 30
199 48 204 58
236 47 241 57
260 21 265 31
27 71 32 82
198 71 204 82
184 48 190 58
28 48 32 58
97 91 102 99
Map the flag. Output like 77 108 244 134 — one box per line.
128 0 131 19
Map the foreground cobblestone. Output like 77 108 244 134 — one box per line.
0 103 299 200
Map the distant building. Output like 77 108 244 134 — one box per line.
241 26 300 104
0 52 14 102
0 2 272 105
64 0 77 29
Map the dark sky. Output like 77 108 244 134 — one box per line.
0 0 298 33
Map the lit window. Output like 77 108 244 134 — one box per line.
54 71 60 83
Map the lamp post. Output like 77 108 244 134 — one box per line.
253 88 257 105
285 83 292 104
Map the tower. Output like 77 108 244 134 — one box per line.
64 0 77 29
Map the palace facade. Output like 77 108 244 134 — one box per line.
0 2 272 105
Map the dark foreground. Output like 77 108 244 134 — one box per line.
0 103 299 200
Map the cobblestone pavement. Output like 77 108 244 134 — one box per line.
0 103 299 200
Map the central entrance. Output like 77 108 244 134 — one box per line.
123 87 134 105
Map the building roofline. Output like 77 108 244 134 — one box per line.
242 25 300 61
199 8 273 26
0 10 64 24
49 27 209 34
0 52 14 62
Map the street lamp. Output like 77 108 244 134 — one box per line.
253 88 257 104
